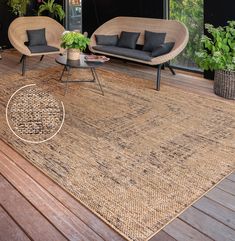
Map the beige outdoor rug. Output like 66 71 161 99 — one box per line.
0 67 235 241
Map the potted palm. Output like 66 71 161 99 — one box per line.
61 31 90 60
195 21 235 99
37 0 65 21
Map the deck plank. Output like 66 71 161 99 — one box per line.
217 178 235 196
0 140 125 241
227 173 235 182
0 175 68 241
193 196 235 230
149 230 176 241
0 152 104 241
179 206 235 241
0 205 31 241
164 218 213 241
206 187 235 211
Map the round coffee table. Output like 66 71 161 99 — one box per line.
55 54 105 95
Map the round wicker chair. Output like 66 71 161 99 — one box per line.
8 16 65 75
89 17 189 90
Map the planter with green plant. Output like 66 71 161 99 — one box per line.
8 0 31 16
195 21 235 99
37 0 65 21
61 31 90 60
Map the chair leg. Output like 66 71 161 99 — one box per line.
22 55 26 76
156 64 162 91
40 55 44 61
19 54 25 63
168 65 176 75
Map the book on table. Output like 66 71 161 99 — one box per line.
84 55 110 62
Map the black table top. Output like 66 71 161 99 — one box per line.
55 54 104 68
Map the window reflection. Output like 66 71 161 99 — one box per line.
68 0 82 31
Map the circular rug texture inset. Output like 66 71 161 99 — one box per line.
6 84 65 143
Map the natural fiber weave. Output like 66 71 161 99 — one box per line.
0 68 235 241
214 70 235 99
6 85 64 143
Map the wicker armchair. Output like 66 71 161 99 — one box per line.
89 17 189 90
8 16 65 75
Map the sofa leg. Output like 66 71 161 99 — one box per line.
156 64 162 91
40 55 44 61
22 55 26 76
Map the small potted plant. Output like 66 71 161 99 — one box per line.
61 31 90 60
195 21 235 99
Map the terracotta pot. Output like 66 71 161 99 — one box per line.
67 48 80 60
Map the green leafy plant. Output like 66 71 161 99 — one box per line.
61 31 90 51
8 0 31 16
37 0 65 21
195 21 235 71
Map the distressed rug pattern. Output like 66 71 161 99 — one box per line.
0 67 234 241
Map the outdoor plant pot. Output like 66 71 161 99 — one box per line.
214 70 235 100
67 49 80 60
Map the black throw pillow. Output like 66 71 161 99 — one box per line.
95 35 119 46
151 42 175 57
26 28 47 47
143 30 166 52
118 31 140 49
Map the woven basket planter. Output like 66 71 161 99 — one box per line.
67 49 80 60
214 70 235 99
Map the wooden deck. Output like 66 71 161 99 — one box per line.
0 50 235 241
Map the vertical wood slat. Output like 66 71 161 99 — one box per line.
0 205 31 241
0 153 104 241
0 140 125 241
0 175 68 241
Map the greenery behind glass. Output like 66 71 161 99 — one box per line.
170 0 203 70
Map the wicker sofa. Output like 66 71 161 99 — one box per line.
89 17 189 90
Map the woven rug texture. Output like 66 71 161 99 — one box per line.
0 67 234 241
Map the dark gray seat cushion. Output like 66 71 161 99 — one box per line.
28 45 59 53
93 45 152 61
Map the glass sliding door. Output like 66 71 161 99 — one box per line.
169 0 203 71
66 0 82 31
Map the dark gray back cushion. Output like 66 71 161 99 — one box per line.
95 35 119 46
143 30 166 52
118 31 140 49
27 28 47 47
151 42 175 57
